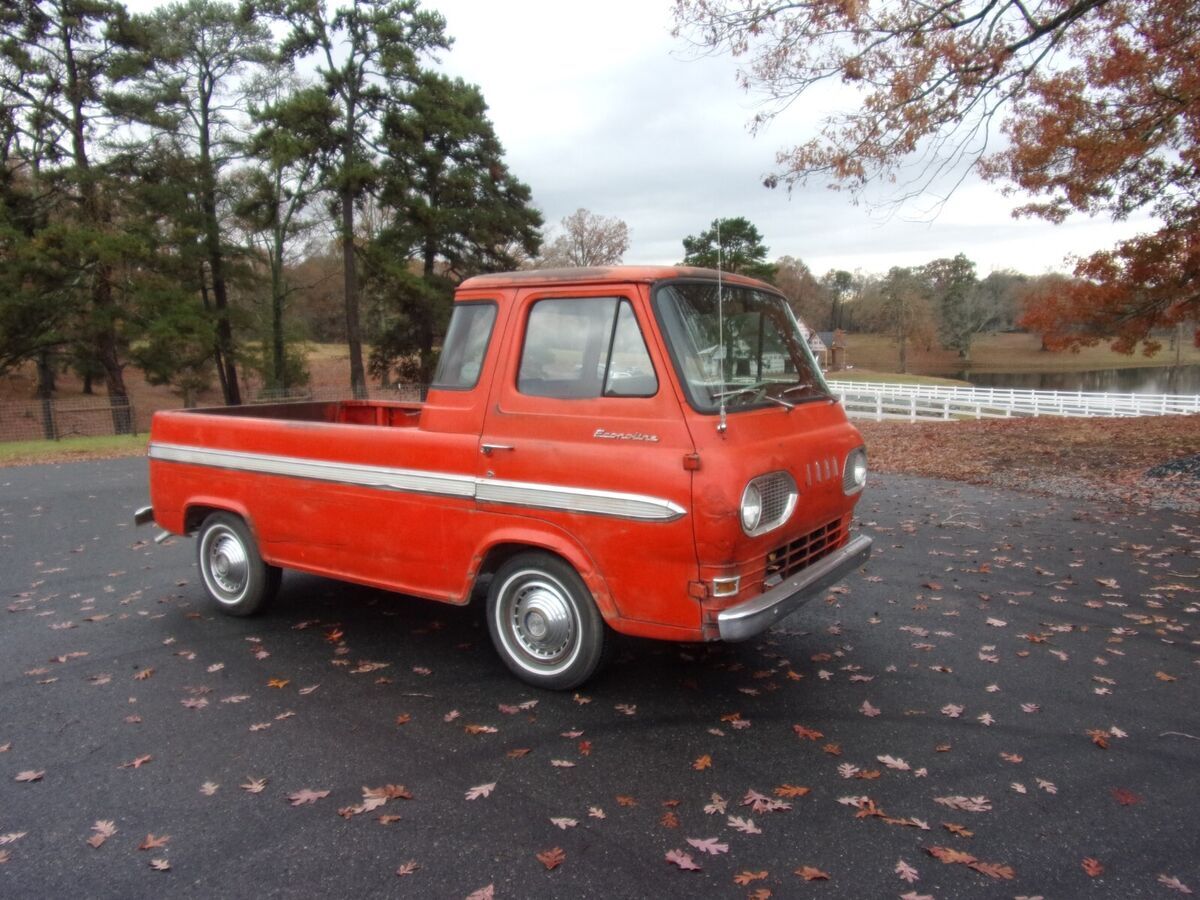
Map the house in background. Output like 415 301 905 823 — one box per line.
802 327 849 372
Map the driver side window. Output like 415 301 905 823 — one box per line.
518 297 657 399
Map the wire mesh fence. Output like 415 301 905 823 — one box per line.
0 384 428 444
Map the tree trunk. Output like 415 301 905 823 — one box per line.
198 263 230 402
342 187 366 397
63 20 132 435
36 350 56 440
198 106 241 406
271 257 286 391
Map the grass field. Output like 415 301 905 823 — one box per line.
824 370 971 387
0 434 148 467
842 332 1200 376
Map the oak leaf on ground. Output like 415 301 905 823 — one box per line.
686 837 729 855
795 866 830 880
734 870 768 885
665 849 701 871
287 788 329 806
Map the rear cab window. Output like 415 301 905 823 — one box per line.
432 302 497 390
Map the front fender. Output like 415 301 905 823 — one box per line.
469 522 617 622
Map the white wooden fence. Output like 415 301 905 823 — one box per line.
827 380 1200 422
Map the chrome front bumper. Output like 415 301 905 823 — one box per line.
717 534 873 641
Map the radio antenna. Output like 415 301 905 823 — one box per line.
716 218 727 434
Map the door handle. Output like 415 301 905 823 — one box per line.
481 443 515 456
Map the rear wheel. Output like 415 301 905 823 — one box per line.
196 512 280 617
486 552 607 690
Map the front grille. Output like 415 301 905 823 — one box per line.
764 516 851 583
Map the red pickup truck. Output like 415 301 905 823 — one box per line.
141 266 871 688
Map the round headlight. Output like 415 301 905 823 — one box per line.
741 481 763 533
844 447 867 494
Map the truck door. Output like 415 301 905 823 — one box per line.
477 286 701 631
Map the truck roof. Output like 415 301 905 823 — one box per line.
457 265 776 292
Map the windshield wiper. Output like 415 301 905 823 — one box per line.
712 383 795 410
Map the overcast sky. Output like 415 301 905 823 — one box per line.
427 0 1154 278
130 0 1151 278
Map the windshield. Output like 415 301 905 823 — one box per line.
653 281 829 413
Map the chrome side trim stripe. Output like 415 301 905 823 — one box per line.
150 443 475 498
475 478 686 521
149 443 686 522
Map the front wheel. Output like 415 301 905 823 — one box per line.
196 512 281 617
486 553 607 690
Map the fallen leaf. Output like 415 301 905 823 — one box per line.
774 784 810 798
241 777 267 793
860 700 881 717
1082 857 1104 877
727 815 761 834
200 781 218 796
686 837 729 856
692 754 712 771
735 870 768 885
934 795 992 813
549 817 577 830
465 783 495 801
149 858 170 872
465 885 494 900
1158 874 1193 894
395 861 419 876
1088 729 1111 749
464 724 498 735
138 834 170 851
537 847 566 870
665 849 701 871
792 724 823 741
287 788 329 806
795 866 830 881
86 821 116 849
267 678 289 689
943 822 974 838
14 770 44 782
895 859 920 883
1111 787 1141 806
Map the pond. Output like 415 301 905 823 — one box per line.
961 365 1200 395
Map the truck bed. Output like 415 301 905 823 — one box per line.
186 399 424 429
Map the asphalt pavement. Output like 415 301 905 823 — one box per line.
0 457 1197 898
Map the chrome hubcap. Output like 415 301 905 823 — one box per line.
509 579 574 663
207 531 248 598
